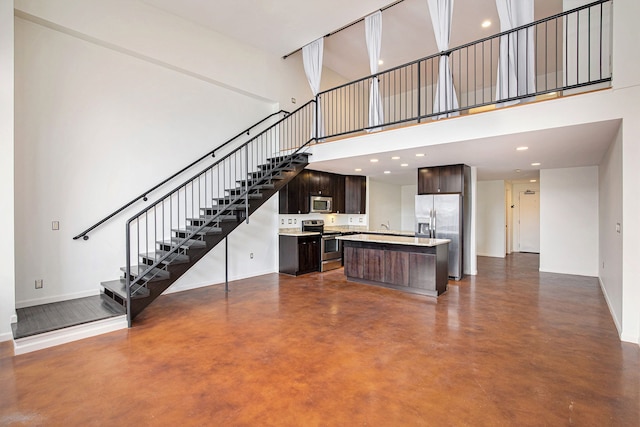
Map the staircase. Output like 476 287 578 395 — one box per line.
94 101 317 325
100 151 310 322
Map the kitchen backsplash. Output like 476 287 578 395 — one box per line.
278 213 368 229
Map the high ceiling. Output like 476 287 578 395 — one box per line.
142 0 563 80
140 0 616 184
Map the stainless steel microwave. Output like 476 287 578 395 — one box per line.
310 196 332 213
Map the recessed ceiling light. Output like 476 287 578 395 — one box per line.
378 59 384 65
516 146 529 151
391 156 400 160
370 159 379 163
482 20 491 28
384 171 391 174
515 169 521 173
415 153 425 157
530 179 537 182
401 163 409 167
355 168 362 172
531 162 541 166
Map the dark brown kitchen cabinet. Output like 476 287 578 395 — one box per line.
418 164 466 194
279 234 320 275
332 174 345 213
308 169 332 196
279 169 310 214
345 175 366 214
279 169 367 214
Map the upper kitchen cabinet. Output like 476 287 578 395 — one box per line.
279 169 310 214
345 175 366 214
332 174 346 214
308 169 332 196
279 170 367 215
418 164 468 194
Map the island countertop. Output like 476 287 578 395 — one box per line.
336 233 450 247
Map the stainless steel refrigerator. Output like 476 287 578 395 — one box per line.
415 194 463 280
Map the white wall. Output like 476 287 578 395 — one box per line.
0 0 16 341
400 185 417 232
476 181 506 258
540 167 599 276
13 17 278 306
368 179 402 231
167 197 279 293
598 125 623 334
13 0 322 111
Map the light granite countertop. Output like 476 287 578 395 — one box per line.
278 231 321 237
336 233 450 247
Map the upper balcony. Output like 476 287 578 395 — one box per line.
314 0 612 141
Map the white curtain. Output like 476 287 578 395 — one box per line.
495 0 535 105
427 0 459 119
302 38 325 139
365 11 384 131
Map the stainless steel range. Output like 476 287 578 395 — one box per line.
301 219 343 272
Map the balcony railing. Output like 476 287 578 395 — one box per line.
317 0 612 139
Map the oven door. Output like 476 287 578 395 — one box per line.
321 234 342 261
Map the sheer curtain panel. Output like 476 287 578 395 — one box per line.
495 0 535 105
365 11 384 131
302 38 325 139
427 0 459 118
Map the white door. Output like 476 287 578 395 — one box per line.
519 191 540 253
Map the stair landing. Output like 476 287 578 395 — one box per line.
11 295 127 355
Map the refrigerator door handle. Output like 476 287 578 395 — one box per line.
429 209 435 237
432 209 436 237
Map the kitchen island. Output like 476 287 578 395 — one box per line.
336 234 450 297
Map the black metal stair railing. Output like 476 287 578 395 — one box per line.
123 100 316 324
317 0 612 139
73 110 290 241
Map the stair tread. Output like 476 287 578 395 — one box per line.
141 251 190 265
101 279 150 299
157 238 208 249
120 265 170 281
172 225 223 235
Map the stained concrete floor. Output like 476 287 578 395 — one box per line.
0 253 638 425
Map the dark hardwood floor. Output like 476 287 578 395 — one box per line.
11 295 125 339
1 253 638 425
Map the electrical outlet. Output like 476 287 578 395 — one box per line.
616 223 621 233
52 221 59 230
281 219 284 225
294 219 297 224
288 219 292 224
359 218 363 223
291 97 296 104
331 217 335 223
250 253 254 259
350 218 353 223
35 279 43 289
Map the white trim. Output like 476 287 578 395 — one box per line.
13 316 127 356
599 277 622 336
163 268 277 295
0 331 13 343
15 289 100 309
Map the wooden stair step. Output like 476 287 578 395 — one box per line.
140 251 190 266
120 265 170 282
101 279 150 301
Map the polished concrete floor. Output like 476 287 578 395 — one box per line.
1 254 638 425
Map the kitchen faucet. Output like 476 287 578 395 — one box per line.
380 221 390 230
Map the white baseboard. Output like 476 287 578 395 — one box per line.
598 277 622 336
0 331 13 343
163 268 277 295
13 316 127 356
620 332 640 345
15 289 100 309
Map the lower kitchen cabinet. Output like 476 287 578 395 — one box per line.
279 235 320 276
